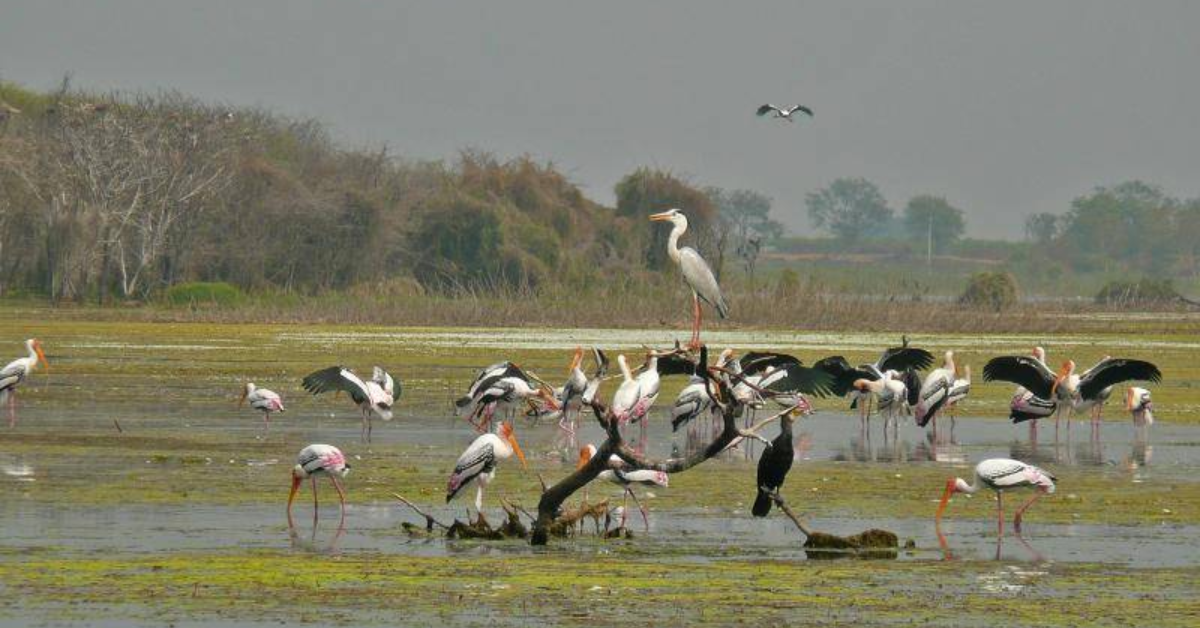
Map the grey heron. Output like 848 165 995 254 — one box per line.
756 104 813 122
649 209 729 350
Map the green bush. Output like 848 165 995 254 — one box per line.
1095 278 1180 305
959 272 1018 311
164 282 245 307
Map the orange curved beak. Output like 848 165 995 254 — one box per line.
286 475 302 529
934 478 956 528
33 341 48 374
1125 387 1136 412
1050 361 1071 397
238 387 248 408
504 423 527 469
568 347 583 374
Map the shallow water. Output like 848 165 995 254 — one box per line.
3 322 1199 625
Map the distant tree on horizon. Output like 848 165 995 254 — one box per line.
805 177 892 243
903 195 965 254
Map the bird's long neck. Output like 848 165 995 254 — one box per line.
26 341 37 363
618 355 633 382
666 223 685 263
958 477 979 494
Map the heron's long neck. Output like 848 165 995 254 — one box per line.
666 223 685 263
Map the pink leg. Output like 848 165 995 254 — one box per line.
7 392 16 428
996 491 1004 538
690 294 702 349
627 488 650 533
330 475 348 531
312 477 320 530
1013 489 1044 535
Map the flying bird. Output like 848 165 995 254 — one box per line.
756 103 814 122
302 366 399 443
287 444 350 532
649 209 729 350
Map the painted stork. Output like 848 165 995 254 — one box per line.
649 209 729 350
1008 347 1056 428
935 458 1056 545
752 410 798 517
611 354 661 425
1126 387 1154 433
984 355 1161 433
914 351 957 429
287 444 350 532
552 347 589 434
729 351 833 418
851 370 910 431
301 366 399 443
946 365 971 422
756 103 814 121
1 338 48 427
670 346 723 432
578 444 668 531
446 421 526 524
813 342 934 424
239 382 284 426
455 361 556 432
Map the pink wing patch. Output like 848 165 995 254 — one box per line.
321 450 347 471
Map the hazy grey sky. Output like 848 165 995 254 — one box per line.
3 1 1199 238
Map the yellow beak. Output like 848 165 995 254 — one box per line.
649 211 672 222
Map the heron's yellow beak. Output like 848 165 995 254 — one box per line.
649 212 672 222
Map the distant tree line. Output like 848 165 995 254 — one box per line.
1023 181 1200 278
0 80 779 302
804 177 966 254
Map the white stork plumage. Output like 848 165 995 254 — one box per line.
1008 347 1056 429
984 354 1161 435
301 366 399 443
935 458 1056 542
287 444 350 532
914 351 957 429
455 361 557 432
670 347 727 432
813 343 934 425
1 338 48 427
577 444 668 532
945 365 971 422
239 382 284 426
552 347 589 435
755 103 814 121
1126 386 1154 433
852 370 910 431
611 354 660 425
446 421 526 524
649 209 729 350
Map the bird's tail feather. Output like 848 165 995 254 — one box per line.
751 489 772 517
716 297 730 320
